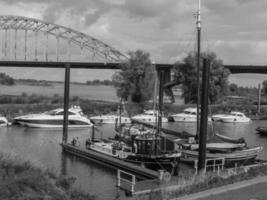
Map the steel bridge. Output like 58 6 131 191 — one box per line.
0 15 267 142
0 15 127 63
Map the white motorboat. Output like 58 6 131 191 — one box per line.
212 111 251 123
13 105 93 128
90 115 131 124
168 107 211 122
0 116 9 127
131 109 168 123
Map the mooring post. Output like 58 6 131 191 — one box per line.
91 125 95 141
198 58 210 173
62 64 70 143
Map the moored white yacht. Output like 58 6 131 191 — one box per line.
13 105 93 128
0 116 9 127
212 111 251 123
168 107 211 122
131 110 168 123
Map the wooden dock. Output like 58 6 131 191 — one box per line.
61 143 159 179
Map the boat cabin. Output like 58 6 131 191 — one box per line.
229 111 246 117
133 136 161 155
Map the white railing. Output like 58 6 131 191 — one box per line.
194 157 225 174
117 169 136 194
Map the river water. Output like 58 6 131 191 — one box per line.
0 121 267 200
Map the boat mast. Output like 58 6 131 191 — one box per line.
196 0 201 140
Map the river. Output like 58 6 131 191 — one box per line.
0 121 267 200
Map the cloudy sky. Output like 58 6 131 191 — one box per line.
0 0 266 86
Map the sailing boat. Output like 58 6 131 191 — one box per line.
131 73 168 123
177 0 263 167
87 67 182 173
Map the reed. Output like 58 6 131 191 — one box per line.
0 153 95 200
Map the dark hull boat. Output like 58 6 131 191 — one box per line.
87 134 181 173
178 140 262 167
256 127 267 135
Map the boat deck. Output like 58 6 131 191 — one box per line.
131 119 194 139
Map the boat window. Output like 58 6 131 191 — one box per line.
55 111 76 115
184 111 193 114
45 110 58 115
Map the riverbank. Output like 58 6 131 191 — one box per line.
128 162 267 200
0 153 95 200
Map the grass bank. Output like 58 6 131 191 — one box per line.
131 163 267 200
0 153 95 200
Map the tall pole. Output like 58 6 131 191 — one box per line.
198 59 210 173
158 70 165 151
258 83 261 114
62 64 70 143
196 0 201 140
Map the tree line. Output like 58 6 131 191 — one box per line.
112 50 230 105
86 79 113 86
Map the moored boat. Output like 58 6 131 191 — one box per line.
168 107 212 122
13 105 92 128
179 146 262 167
0 116 9 127
87 134 181 173
131 109 168 123
176 137 263 167
215 133 246 144
212 111 251 123
256 126 267 135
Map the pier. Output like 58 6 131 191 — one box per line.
61 142 159 180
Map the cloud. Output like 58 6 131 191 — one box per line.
0 0 266 66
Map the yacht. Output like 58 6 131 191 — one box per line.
0 116 9 127
212 111 251 123
13 106 93 128
90 115 131 124
131 110 168 123
168 107 211 122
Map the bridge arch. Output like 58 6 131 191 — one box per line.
0 15 128 63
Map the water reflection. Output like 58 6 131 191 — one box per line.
0 121 267 199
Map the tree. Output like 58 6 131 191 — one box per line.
262 80 267 95
112 50 155 103
0 73 15 85
173 51 230 104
